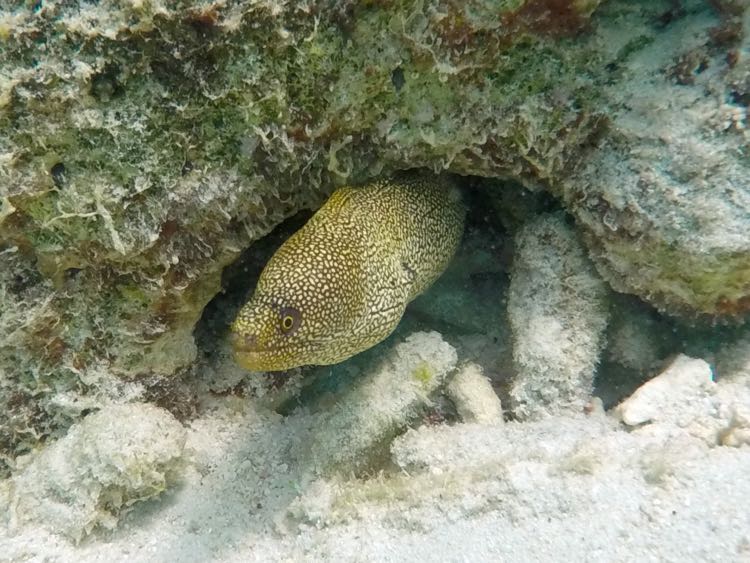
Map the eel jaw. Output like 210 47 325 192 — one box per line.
230 331 299 372
233 350 297 372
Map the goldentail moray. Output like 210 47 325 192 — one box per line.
231 173 466 371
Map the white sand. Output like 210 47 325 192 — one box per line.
2 383 749 562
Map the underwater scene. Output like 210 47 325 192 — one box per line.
0 0 748 561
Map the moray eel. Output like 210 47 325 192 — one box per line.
230 173 466 371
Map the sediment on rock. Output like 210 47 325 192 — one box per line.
302 331 457 476
507 213 609 420
2 404 186 542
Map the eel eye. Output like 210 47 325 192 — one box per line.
279 306 301 334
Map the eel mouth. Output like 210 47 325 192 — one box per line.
233 350 286 372
229 331 333 372
230 332 296 372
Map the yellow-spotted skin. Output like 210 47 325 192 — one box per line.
230 173 466 371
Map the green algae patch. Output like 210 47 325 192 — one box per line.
589 235 750 318
411 362 434 387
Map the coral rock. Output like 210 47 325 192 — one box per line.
507 213 609 419
616 355 715 427
446 362 503 424
3 404 186 541
560 2 750 316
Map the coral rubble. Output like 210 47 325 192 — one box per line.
507 213 609 419
1 404 186 541
446 362 504 424
302 331 457 475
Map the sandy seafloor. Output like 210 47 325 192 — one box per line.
3 398 749 563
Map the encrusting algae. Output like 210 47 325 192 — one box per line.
231 173 466 371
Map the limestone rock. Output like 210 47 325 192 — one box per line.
446 362 503 424
560 2 750 316
507 213 609 419
616 355 715 427
4 403 186 541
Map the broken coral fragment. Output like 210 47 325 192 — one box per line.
507 213 609 420
4 403 186 542
719 403 750 448
616 355 715 427
446 362 503 424
302 331 457 475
